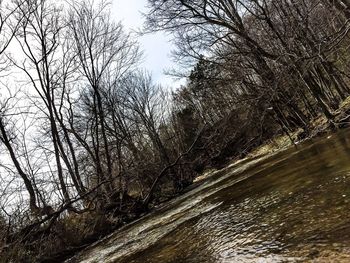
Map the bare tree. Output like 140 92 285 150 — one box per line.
0 0 43 212
67 0 141 203
121 71 170 165
12 0 73 204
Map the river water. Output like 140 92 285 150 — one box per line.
68 129 350 263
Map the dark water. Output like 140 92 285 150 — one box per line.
70 129 350 263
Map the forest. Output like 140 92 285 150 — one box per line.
0 0 350 262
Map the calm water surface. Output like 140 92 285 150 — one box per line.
69 129 350 263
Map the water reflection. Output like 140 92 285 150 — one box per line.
72 129 350 263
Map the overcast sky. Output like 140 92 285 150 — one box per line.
111 0 184 89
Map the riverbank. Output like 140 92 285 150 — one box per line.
67 120 350 262
8 98 350 263
60 99 350 263
250 96 350 156
196 97 350 183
